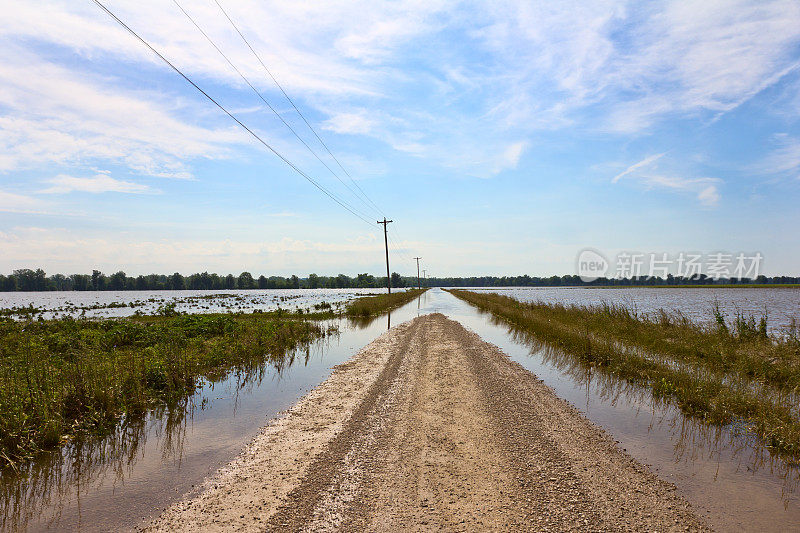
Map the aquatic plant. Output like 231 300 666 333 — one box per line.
0 312 333 469
448 289 800 460
344 289 427 318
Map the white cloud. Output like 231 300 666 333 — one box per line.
470 0 800 132
612 153 667 183
40 174 155 194
0 51 248 177
493 141 527 175
758 134 800 178
0 227 387 274
0 189 47 213
322 112 375 135
1 0 799 184
697 185 721 206
613 154 722 205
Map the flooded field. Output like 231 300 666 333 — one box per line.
434 290 800 531
0 288 394 320
0 306 410 531
475 286 800 335
1 288 799 531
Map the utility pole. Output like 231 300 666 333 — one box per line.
422 269 427 287
413 257 422 289
378 218 393 293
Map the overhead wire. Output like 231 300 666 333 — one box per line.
91 0 375 228
212 0 386 219
211 0 427 275
94 0 422 275
171 0 375 221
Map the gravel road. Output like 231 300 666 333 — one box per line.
145 313 706 532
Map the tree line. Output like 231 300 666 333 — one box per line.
1 269 797 292
0 269 412 291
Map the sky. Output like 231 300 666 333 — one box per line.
1 0 799 278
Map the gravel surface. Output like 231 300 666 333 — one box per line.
144 313 707 532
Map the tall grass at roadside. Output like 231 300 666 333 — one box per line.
345 289 427 318
448 289 800 459
0 312 332 469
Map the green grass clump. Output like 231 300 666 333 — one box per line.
0 312 331 469
448 289 800 460
345 289 427 318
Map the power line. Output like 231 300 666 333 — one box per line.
388 226 416 264
388 234 415 266
171 0 375 221
212 0 386 218
91 0 374 228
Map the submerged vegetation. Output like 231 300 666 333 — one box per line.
0 312 333 469
448 289 800 459
345 289 427 318
0 287 430 469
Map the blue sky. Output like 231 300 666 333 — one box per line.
1 0 799 277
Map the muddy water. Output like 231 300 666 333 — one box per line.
2 289 799 531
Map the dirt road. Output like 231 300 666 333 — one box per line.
146 314 705 532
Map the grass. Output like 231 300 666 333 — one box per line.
345 289 427 318
448 289 800 459
0 311 333 469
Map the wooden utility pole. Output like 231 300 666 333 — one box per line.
414 257 422 289
378 218 393 293
422 269 427 287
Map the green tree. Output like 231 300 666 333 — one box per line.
170 272 186 290
391 272 404 288
13 269 47 291
238 272 255 289
108 271 127 290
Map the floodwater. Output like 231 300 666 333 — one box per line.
1 288 799 531
0 297 416 532
0 288 396 320
473 286 800 335
428 289 800 531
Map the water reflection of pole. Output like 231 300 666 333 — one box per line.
586 366 591 414
387 309 391 331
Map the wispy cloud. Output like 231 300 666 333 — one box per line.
758 134 800 178
2 0 799 182
322 111 375 135
612 154 722 206
40 174 156 194
0 188 47 213
612 153 666 183
0 228 386 274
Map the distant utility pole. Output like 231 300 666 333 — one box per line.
422 269 427 287
414 257 422 289
378 218 393 293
